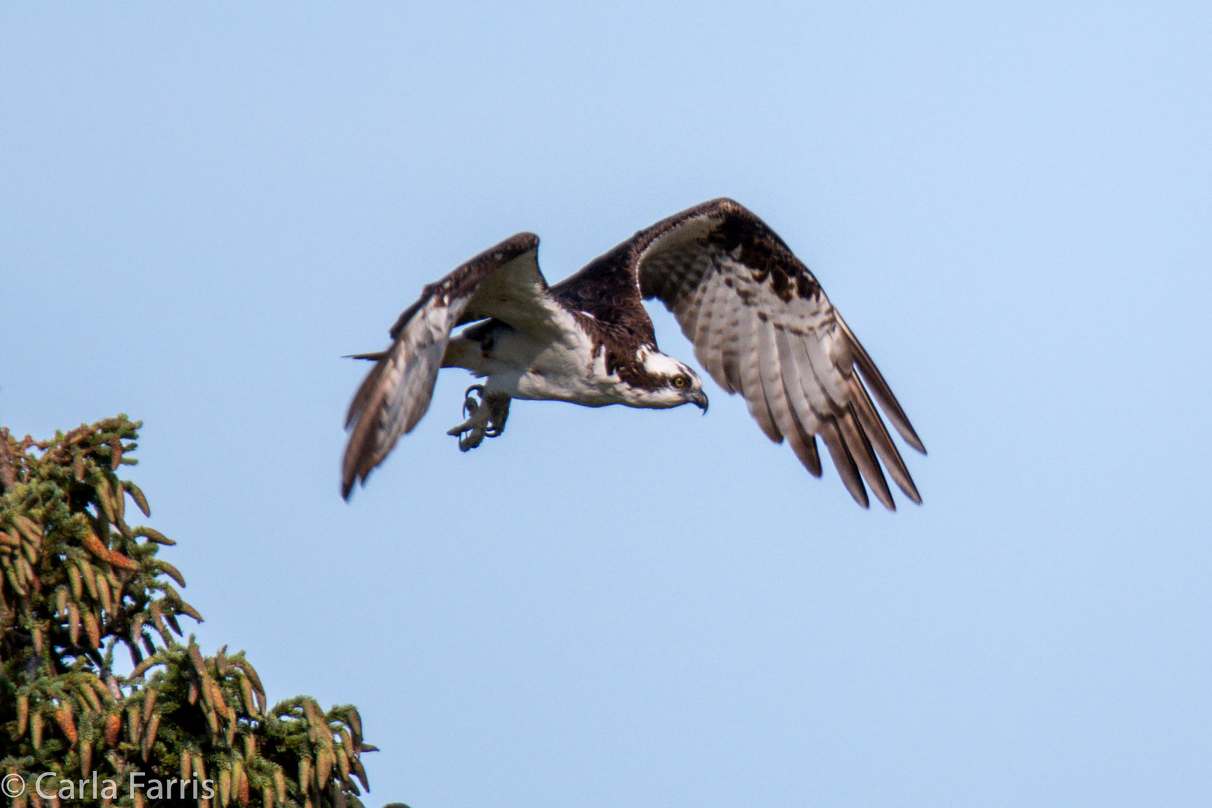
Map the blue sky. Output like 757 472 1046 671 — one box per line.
3 3 1211 806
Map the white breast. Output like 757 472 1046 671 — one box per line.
474 312 627 407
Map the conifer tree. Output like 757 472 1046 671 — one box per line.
1 417 380 808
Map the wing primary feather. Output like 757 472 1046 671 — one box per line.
789 334 848 486
798 319 893 508
345 354 388 429
819 418 869 508
342 353 400 497
837 319 926 454
342 311 449 499
789 415 823 477
760 325 822 475
849 377 921 504
838 403 895 511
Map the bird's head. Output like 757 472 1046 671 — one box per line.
628 348 709 412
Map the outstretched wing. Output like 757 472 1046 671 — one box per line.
342 232 561 498
633 198 926 509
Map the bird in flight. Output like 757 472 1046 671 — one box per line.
342 198 925 508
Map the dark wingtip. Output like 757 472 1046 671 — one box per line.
341 439 366 501
901 427 927 455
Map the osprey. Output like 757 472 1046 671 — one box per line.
343 198 926 509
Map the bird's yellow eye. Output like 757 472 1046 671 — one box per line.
673 376 688 388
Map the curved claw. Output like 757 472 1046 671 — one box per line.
449 388 509 451
462 384 485 419
484 395 510 438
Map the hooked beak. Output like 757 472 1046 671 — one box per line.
691 390 709 413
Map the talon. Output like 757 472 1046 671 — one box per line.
462 384 485 419
449 388 509 451
484 395 510 437
458 429 485 451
